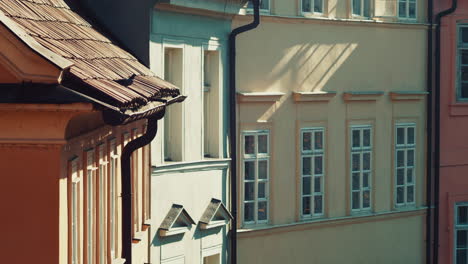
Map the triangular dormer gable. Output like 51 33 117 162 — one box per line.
158 204 195 237
198 199 233 230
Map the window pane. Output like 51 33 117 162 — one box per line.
397 187 404 204
407 150 414 166
314 195 323 214
302 197 311 215
258 201 268 220
363 0 370 17
244 161 255 180
258 160 268 179
352 173 360 191
352 0 361 15
302 0 311 12
244 135 255 154
244 203 254 222
314 0 323 13
314 176 322 193
363 190 370 208
462 27 468 44
303 132 312 151
352 154 360 171
363 129 371 147
458 230 468 248
397 150 405 167
462 50 468 65
302 177 311 195
352 129 360 148
303 157 312 175
457 249 467 264
258 134 268 154
363 172 370 188
397 127 405 145
352 191 360 209
461 83 468 99
407 127 415 144
314 156 323 175
462 66 468 82
459 206 468 225
363 152 371 170
407 186 414 203
258 182 266 199
315 131 323 150
407 168 414 183
409 3 416 18
397 168 405 185
399 2 406 17
245 182 254 201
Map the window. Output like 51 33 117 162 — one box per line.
203 254 220 264
109 139 118 260
70 158 80 264
164 47 183 162
398 0 416 19
455 203 468 264
300 128 325 218
458 26 468 100
85 150 97 264
131 128 140 234
98 145 107 264
352 0 370 17
301 0 323 14
247 0 270 11
350 126 372 212
395 124 416 206
242 130 269 224
203 49 220 158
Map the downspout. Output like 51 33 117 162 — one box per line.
426 0 433 263
104 109 165 264
434 1 458 263
228 1 260 264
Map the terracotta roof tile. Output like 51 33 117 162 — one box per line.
0 0 181 110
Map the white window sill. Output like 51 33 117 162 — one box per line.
153 158 231 174
112 258 126 264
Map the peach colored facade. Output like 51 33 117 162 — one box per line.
436 1 468 263
234 0 429 263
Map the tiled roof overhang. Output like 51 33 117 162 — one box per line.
0 0 184 114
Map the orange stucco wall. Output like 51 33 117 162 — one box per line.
0 145 62 264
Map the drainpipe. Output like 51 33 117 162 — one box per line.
434 1 458 263
228 1 260 264
426 0 433 263
104 108 164 264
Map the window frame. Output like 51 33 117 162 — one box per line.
70 157 81 264
300 127 325 219
108 138 118 261
85 149 97 264
394 123 416 208
97 144 108 264
457 25 468 102
247 0 271 13
351 0 370 18
349 125 373 213
241 130 270 226
397 0 417 20
454 202 468 264
300 0 325 16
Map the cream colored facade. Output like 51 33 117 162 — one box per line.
149 4 238 264
234 0 428 263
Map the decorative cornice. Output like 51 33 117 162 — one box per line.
343 91 384 102
152 158 231 175
0 103 93 112
237 92 285 103
389 91 428 101
293 91 337 103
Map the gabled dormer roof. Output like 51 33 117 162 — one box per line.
198 199 233 230
158 204 195 237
